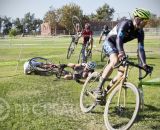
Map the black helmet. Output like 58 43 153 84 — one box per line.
103 25 108 30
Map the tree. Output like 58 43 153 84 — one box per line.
95 3 115 21
9 28 17 37
1 16 12 35
32 18 43 34
43 7 59 35
21 12 42 35
13 18 23 34
22 12 35 34
58 3 83 34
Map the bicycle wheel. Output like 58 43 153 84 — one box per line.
78 49 83 63
67 40 76 59
80 72 100 113
104 82 140 130
101 47 106 62
29 57 53 72
86 49 92 62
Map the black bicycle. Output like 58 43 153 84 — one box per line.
78 41 92 63
28 57 70 78
66 34 79 59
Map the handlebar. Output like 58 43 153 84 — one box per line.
114 56 153 80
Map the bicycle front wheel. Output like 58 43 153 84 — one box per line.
104 82 140 130
80 72 100 113
67 41 75 59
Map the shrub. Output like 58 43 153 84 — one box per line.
9 29 17 37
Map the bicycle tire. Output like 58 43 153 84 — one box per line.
101 47 106 62
29 57 53 72
86 49 92 62
104 82 140 130
78 49 83 63
67 40 76 59
80 72 100 113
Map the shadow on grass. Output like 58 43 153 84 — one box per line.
136 104 160 123
91 111 104 115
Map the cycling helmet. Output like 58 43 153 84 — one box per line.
133 8 150 20
86 61 96 70
103 25 108 30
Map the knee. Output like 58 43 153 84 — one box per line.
109 58 119 69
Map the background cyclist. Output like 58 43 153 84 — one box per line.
94 8 153 100
80 23 93 63
99 25 110 44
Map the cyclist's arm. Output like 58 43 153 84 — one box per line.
137 30 146 66
116 22 129 55
67 63 81 69
116 32 125 53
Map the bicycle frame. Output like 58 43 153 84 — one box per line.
105 63 130 107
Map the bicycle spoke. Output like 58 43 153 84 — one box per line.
80 72 100 113
67 41 75 59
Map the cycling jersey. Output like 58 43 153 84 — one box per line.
104 19 146 65
82 29 93 44
101 29 110 36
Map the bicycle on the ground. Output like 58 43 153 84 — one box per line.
78 40 92 63
29 57 70 78
80 56 153 130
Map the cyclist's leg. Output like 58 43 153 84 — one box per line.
63 74 73 80
95 41 118 95
106 66 125 90
81 44 87 62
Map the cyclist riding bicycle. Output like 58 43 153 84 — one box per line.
99 25 110 44
80 23 93 62
94 8 153 100
60 61 96 84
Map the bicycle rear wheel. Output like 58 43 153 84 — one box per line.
78 49 83 63
67 41 76 59
86 49 92 62
80 72 100 113
101 47 106 62
104 82 140 130
29 57 53 72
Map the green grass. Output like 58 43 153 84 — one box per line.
0 36 160 130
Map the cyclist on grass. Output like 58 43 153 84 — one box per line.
23 58 55 75
94 8 153 101
60 61 96 84
99 25 110 44
80 23 93 63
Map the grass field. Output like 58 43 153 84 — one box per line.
0 36 160 130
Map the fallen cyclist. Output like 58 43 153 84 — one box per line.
23 57 59 76
59 61 97 84
24 57 97 83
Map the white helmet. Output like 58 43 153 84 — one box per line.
87 61 96 70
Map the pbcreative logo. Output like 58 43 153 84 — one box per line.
0 98 10 121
